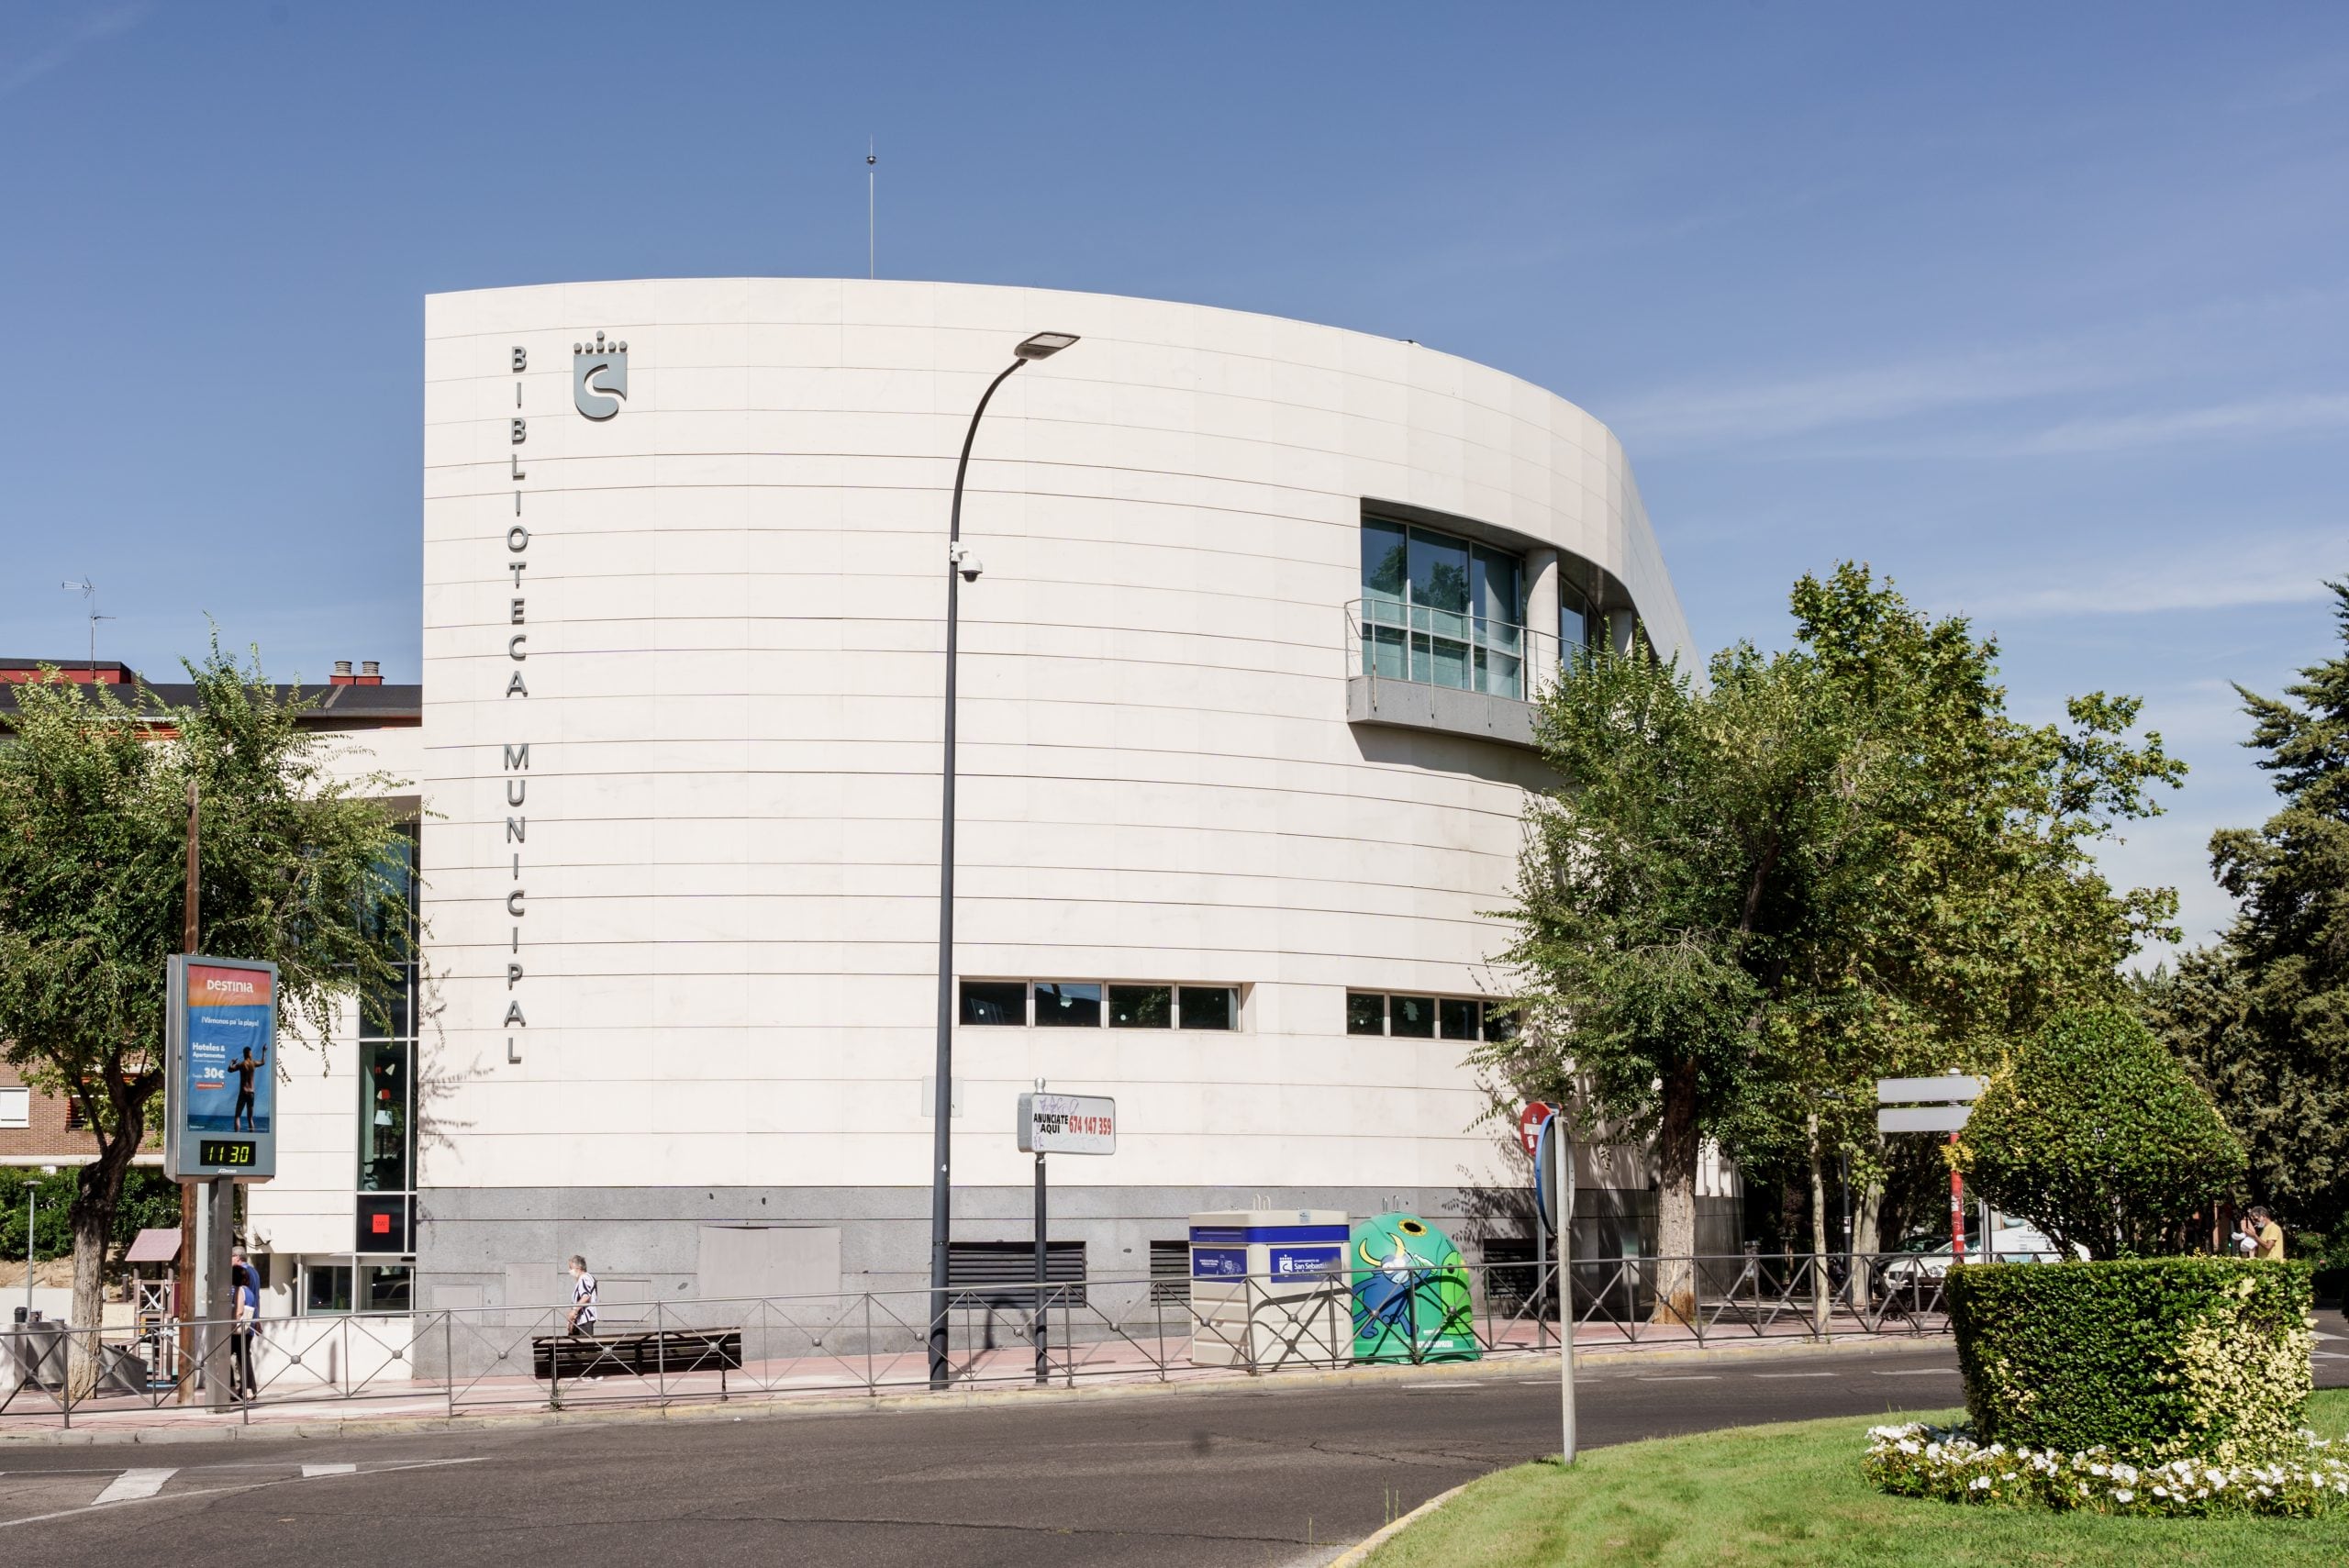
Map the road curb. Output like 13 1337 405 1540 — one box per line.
0 1332 1952 1449
1326 1477 1475 1566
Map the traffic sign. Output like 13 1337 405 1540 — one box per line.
1876 1073 1984 1135
1519 1101 1553 1157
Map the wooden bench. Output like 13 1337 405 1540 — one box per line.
531 1327 742 1387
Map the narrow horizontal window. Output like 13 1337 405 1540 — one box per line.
1177 986 1234 1031
1034 983 1102 1028
1389 995 1437 1038
1346 994 1387 1036
1109 984 1172 1029
959 980 1027 1026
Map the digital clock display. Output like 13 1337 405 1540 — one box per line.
198 1139 257 1167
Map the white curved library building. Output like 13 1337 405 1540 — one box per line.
244 278 1728 1318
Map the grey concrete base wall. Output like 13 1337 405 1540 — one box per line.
415 1184 1745 1311
406 1184 1745 1379
415 1184 1506 1315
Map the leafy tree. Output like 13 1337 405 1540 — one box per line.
1959 1005 2245 1259
0 1167 184 1265
2146 584 2349 1236
0 641 410 1391
1484 565 2183 1316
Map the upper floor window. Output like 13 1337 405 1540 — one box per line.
1359 517 1527 697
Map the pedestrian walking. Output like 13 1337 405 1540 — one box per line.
565 1254 598 1336
228 1255 261 1401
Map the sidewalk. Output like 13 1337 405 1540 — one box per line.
0 1319 1953 1447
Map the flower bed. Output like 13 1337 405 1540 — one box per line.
1864 1420 2349 1518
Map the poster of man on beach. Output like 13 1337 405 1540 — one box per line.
184 962 275 1136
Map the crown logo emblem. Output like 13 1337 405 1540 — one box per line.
573 330 629 420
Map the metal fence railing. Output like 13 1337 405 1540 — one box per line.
0 1251 1965 1429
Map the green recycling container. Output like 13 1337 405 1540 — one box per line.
1349 1213 1480 1363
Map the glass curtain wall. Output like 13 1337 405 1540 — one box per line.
355 827 417 1270
1360 517 1526 696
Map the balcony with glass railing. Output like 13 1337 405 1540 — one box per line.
1344 597 1579 748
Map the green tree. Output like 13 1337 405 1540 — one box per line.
1484 565 2183 1316
1959 1005 2245 1259
0 641 410 1390
2147 582 2349 1235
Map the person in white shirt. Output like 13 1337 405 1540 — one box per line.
565 1254 599 1337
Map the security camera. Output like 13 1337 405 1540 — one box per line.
959 556 985 584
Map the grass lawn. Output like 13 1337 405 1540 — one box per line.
1364 1388 2349 1567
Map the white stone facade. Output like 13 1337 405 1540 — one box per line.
261 278 1714 1304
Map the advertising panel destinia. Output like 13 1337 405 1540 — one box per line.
1350 1213 1479 1363
164 955 279 1181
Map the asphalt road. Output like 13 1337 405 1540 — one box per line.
4 1337 2343 1567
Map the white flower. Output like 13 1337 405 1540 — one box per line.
2113 1489 2133 1503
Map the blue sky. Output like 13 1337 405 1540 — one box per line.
4 3 2344 957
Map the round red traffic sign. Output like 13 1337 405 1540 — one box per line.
1518 1101 1553 1157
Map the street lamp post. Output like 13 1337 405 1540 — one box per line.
928 330 1080 1392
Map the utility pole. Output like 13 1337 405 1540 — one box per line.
176 777 199 1400
866 139 877 279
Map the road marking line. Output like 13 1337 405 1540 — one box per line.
0 1457 487 1533
1753 1372 1834 1379
92 1470 174 1505
301 1463 358 1478
1638 1374 1719 1381
1876 1368 1959 1375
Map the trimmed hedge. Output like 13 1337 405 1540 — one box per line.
1947 1258 2313 1462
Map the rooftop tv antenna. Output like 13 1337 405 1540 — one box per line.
866 138 877 279
59 576 113 678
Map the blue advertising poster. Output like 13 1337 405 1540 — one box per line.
183 962 274 1135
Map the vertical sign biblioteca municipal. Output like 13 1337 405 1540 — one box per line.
163 955 280 1181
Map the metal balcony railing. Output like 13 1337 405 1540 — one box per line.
1346 597 1578 702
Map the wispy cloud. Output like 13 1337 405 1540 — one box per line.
1608 346 2116 452
1959 534 2347 619
0 4 149 101
2019 394 2349 454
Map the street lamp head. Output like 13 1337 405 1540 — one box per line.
1014 331 1080 361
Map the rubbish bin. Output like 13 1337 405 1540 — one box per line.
1350 1213 1479 1363
1186 1208 1351 1369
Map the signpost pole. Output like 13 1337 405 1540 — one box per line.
1948 1131 1965 1266
176 778 198 1403
1033 1149 1048 1387
204 1174 233 1410
1557 1114 1575 1467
